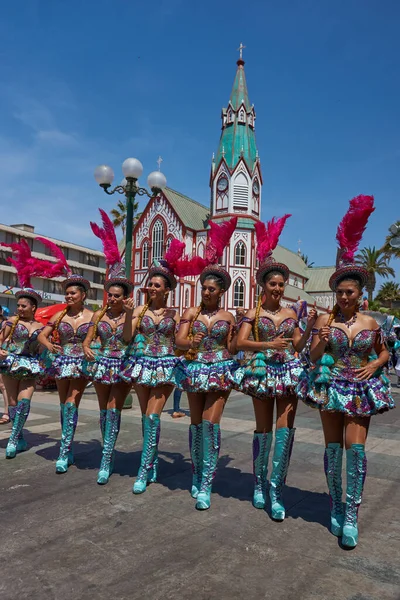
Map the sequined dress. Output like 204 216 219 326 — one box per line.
45 321 90 379
234 316 304 399
176 319 238 393
82 321 129 384
0 321 42 379
297 326 395 417
120 315 180 387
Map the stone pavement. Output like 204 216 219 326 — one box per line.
0 380 399 600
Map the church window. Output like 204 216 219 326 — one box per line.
184 289 189 307
198 242 205 258
235 241 246 266
166 237 172 251
233 172 249 211
142 241 149 269
239 108 245 122
233 278 245 307
152 220 164 262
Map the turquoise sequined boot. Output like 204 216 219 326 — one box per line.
97 408 121 485
56 402 78 474
189 423 203 499
253 431 273 509
133 413 160 494
99 409 107 441
6 399 30 458
269 427 296 521
324 443 344 537
140 413 159 484
342 444 367 548
195 421 221 511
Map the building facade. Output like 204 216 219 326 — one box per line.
130 55 334 313
0 222 106 313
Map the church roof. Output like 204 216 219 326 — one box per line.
305 266 336 292
215 60 258 172
273 245 308 278
163 188 209 231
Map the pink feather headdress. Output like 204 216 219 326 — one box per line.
90 208 133 292
0 237 73 303
255 214 291 285
329 195 375 291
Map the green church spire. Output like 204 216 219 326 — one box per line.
215 50 258 172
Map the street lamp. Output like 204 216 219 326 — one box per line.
389 223 400 249
94 158 167 280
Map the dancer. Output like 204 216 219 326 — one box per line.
298 195 394 548
175 217 238 510
38 242 93 474
0 238 67 458
82 209 134 484
235 215 317 519
120 239 186 494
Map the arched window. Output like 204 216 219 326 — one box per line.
233 278 245 307
239 108 245 122
198 242 205 258
235 241 246 266
233 172 248 210
166 237 172 251
184 289 189 307
142 241 149 269
152 220 164 262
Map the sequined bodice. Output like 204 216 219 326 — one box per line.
96 321 128 358
326 327 379 380
136 316 176 357
57 322 90 357
3 323 42 357
245 316 297 363
192 320 232 363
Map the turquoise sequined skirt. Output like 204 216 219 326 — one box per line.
42 350 87 380
176 358 238 393
0 353 41 379
120 354 180 387
234 357 305 400
82 356 125 385
297 370 395 417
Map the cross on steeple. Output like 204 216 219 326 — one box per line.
237 42 246 60
297 239 302 255
157 156 163 171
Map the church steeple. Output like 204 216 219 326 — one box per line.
211 46 262 219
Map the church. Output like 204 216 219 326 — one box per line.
130 53 335 313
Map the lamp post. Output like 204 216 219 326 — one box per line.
389 223 400 250
94 158 167 280
94 158 167 408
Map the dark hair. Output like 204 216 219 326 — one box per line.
263 270 286 284
17 295 38 309
150 273 170 290
107 283 129 298
335 274 363 291
65 283 86 295
203 274 225 291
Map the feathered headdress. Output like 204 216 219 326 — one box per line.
0 237 73 304
90 208 133 293
329 195 375 290
255 214 291 286
35 237 91 292
170 217 238 290
148 238 186 290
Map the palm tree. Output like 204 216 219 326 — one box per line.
381 220 400 259
110 197 140 235
355 246 395 302
375 281 400 308
300 253 315 268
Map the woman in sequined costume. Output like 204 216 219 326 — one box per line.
298 196 394 548
235 215 317 520
39 272 93 474
120 240 186 494
0 237 67 458
82 209 134 485
175 217 238 510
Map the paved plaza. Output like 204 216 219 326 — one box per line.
1 380 399 600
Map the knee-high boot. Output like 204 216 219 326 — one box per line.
324 443 344 536
139 413 159 484
342 444 367 548
252 431 273 509
97 408 121 485
195 421 221 511
6 399 31 458
189 423 203 499
56 402 78 474
269 427 296 520
99 408 107 441
133 413 160 494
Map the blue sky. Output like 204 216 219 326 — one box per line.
0 0 398 276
